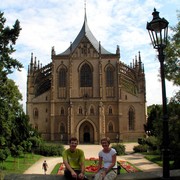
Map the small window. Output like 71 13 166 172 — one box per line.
109 106 113 115
34 108 38 118
125 95 128 100
60 123 65 133
35 124 38 130
90 106 94 115
108 122 113 132
60 107 65 115
79 106 83 114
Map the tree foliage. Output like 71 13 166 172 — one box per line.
165 11 180 86
168 91 180 168
0 11 23 83
146 93 180 169
144 104 162 136
0 11 41 163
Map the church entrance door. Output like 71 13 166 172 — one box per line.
84 132 90 143
79 121 94 144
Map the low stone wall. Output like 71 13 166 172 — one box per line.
4 169 180 180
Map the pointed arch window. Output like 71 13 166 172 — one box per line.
33 108 38 119
60 107 65 115
35 124 38 130
80 64 92 87
59 68 66 87
129 107 135 130
106 66 114 87
90 106 94 115
109 106 113 115
108 122 113 132
60 123 65 133
79 106 83 115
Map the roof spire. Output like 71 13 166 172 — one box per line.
84 0 87 21
84 0 86 11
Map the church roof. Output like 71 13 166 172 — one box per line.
60 12 112 55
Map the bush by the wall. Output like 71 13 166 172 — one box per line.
138 138 146 145
111 143 125 155
34 144 65 156
133 144 148 153
145 136 159 151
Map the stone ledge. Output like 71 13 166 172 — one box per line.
4 170 180 180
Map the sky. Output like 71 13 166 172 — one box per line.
1 0 179 111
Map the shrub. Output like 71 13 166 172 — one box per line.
145 136 159 151
111 143 125 155
138 138 146 145
133 144 148 153
34 144 65 156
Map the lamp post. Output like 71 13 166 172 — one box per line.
146 8 170 179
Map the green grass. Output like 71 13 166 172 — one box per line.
51 163 60 174
144 154 174 168
0 153 42 176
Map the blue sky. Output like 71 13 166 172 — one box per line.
1 0 179 111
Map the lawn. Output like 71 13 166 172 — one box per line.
0 153 42 176
144 154 174 168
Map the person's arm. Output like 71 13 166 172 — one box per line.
96 156 103 172
104 153 116 174
78 150 86 179
63 160 76 174
78 161 85 179
80 161 85 174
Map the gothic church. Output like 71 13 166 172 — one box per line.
27 11 146 144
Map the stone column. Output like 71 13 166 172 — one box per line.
99 102 105 142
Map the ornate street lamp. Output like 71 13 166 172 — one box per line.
146 8 170 179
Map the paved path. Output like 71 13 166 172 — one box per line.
23 142 162 175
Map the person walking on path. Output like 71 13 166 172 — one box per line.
62 137 88 180
42 160 48 175
94 137 117 180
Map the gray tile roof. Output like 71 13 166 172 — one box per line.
60 13 112 55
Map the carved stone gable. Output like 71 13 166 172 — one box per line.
72 37 98 58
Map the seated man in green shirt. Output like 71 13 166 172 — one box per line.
62 137 88 180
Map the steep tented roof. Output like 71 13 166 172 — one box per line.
60 12 112 55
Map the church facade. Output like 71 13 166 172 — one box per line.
26 13 146 144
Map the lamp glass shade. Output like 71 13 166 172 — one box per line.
146 9 169 49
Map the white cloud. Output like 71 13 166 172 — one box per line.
1 0 179 111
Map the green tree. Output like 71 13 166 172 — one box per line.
10 110 30 146
145 104 162 136
165 11 180 86
0 148 10 168
0 12 45 165
164 11 180 168
0 11 23 150
168 92 180 168
0 12 40 160
0 11 22 83
0 79 22 148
